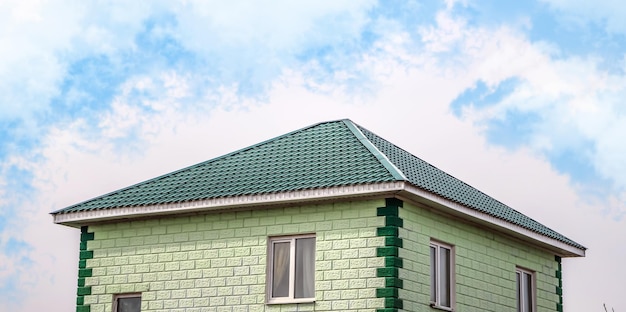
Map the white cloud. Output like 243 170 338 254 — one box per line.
422 10 626 204
174 0 375 52
2 3 625 312
0 0 157 125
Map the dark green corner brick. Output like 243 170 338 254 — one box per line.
77 226 93 312
384 216 403 227
555 255 564 310
77 286 91 296
376 198 404 312
384 298 403 309
80 232 95 241
377 246 398 257
377 267 399 277
385 198 403 208
384 256 403 268
384 277 403 288
376 287 399 298
76 305 91 312
385 237 402 247
78 268 93 278
79 250 93 260
377 226 398 237
377 206 399 217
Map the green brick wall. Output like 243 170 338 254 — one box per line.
78 197 562 312
82 199 388 312
398 201 560 311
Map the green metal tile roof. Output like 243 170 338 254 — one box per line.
355 124 584 250
53 119 584 250
54 120 399 213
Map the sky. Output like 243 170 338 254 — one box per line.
0 0 624 311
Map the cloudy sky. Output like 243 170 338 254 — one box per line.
1 0 624 311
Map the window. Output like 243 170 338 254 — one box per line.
516 268 535 312
430 241 454 310
113 294 141 312
267 234 316 303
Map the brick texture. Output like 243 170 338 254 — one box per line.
80 197 561 312
399 201 560 311
83 199 386 311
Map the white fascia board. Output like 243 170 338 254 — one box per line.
399 184 585 258
53 180 584 257
52 182 405 226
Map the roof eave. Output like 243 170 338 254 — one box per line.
398 184 585 258
52 182 406 227
52 181 585 258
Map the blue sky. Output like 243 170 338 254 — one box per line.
1 1 625 311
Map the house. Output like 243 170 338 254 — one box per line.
52 119 585 312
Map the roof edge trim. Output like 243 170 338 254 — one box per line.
53 182 406 226
342 119 406 181
401 184 586 257
52 119 350 214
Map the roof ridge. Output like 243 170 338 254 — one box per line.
52 120 342 213
51 119 584 252
342 119 407 181
52 119 370 214
355 124 584 249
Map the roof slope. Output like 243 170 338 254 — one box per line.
356 124 584 249
53 119 584 250
54 120 400 212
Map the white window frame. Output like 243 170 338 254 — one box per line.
112 293 142 312
430 240 455 311
266 234 316 304
516 267 536 312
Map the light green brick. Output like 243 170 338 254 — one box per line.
156 272 172 281
148 300 163 310
89 304 105 312
241 275 258 285
158 234 174 244
221 248 236 258
358 247 376 258
247 225 266 237
259 216 275 226
194 297 210 306
173 233 189 242
164 280 180 290
266 225 283 234
332 239 350 249
399 201 562 311
324 250 341 260
143 235 159 245
81 199 388 312
342 269 360 280
172 271 187 280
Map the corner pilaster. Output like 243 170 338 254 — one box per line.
555 256 563 312
77 226 94 312
376 198 404 312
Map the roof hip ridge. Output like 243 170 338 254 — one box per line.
341 119 407 181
